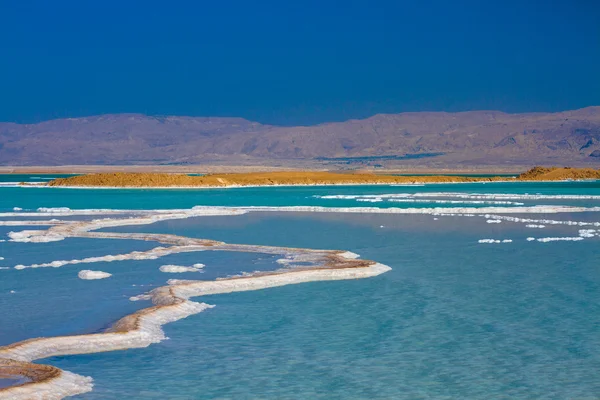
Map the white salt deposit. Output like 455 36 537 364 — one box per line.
159 264 204 273
78 270 112 280
478 239 512 244
578 229 597 238
536 237 585 243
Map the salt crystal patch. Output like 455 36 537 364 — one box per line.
78 270 112 280
159 265 203 273
536 237 585 243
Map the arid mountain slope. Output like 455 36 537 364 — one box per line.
1 107 600 166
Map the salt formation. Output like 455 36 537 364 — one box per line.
159 264 204 273
78 270 112 280
0 206 391 399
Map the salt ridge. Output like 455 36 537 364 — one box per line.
0 207 390 399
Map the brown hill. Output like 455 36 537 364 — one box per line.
517 166 600 180
2 107 600 167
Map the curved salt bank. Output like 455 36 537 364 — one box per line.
0 207 392 399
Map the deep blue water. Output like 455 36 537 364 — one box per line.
1 176 599 398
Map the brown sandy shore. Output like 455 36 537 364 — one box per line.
45 167 600 187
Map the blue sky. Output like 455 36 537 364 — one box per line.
0 0 599 125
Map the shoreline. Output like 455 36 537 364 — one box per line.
0 165 530 175
40 167 600 188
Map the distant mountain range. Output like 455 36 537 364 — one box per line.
1 107 600 167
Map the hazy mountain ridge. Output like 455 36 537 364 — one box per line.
1 107 600 166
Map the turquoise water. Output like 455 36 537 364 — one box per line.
0 174 77 183
1 176 600 398
2 180 600 211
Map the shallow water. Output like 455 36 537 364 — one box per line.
1 176 600 399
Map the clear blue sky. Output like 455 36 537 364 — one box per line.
1 0 599 125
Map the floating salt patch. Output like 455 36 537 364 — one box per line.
478 239 500 244
578 229 597 238
478 239 512 244
527 237 536 241
433 217 438 220
159 264 204 273
486 220 501 224
13 207 22 211
0 257 4 260
525 224 546 228
78 270 112 280
536 237 585 243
